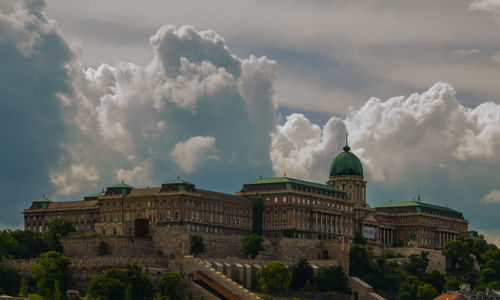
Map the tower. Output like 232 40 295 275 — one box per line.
327 135 367 206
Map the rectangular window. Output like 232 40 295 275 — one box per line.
117 214 120 221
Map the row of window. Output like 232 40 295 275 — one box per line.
264 196 352 212
102 199 250 216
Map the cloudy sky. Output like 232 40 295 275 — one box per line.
1 0 499 245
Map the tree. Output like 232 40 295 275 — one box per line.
53 280 62 300
259 262 292 293
31 250 72 297
161 271 184 300
106 263 155 300
353 231 367 245
45 218 75 252
442 240 473 274
396 279 418 300
124 283 133 300
349 244 374 276
421 270 445 293
88 263 155 300
241 233 264 259
0 262 21 296
315 265 349 293
417 282 438 300
476 247 500 290
407 251 429 277
87 277 126 300
189 235 206 257
290 259 314 290
11 230 48 258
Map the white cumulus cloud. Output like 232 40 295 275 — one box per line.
170 136 218 173
481 190 500 203
271 82 500 182
54 24 277 194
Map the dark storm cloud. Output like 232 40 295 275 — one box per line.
0 0 72 226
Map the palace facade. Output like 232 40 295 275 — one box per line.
23 142 469 249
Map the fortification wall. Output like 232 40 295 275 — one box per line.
61 235 154 257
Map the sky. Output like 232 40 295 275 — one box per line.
0 0 499 245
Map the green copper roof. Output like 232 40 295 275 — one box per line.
108 182 134 189
244 176 344 193
84 191 105 198
163 179 194 185
376 200 460 214
33 195 54 203
330 145 363 176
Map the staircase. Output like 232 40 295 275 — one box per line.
182 256 262 300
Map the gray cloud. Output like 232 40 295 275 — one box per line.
0 0 73 225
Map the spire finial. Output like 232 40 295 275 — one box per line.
121 179 123 184
177 176 180 180
418 185 421 202
343 132 351 152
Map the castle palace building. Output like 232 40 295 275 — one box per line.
23 142 469 249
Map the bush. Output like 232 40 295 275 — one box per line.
259 262 292 293
241 234 264 259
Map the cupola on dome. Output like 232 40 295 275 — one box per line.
330 144 363 176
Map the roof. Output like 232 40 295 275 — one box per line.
199 189 249 205
108 182 134 189
163 179 194 185
46 200 98 210
84 191 105 199
33 195 54 203
376 200 460 214
330 145 363 176
433 293 466 300
244 176 344 193
127 187 161 197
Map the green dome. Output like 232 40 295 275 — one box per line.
330 145 363 176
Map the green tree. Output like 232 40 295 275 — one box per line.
443 277 461 291
396 279 418 300
315 265 349 293
124 283 133 300
53 280 62 300
31 251 72 297
442 240 473 274
353 231 367 245
45 218 75 252
259 262 292 293
11 230 48 258
290 259 313 290
161 271 184 300
417 282 438 300
241 233 264 259
349 244 374 276
421 270 445 293
105 263 155 300
87 277 126 300
476 247 500 290
407 251 429 277
189 235 206 257
0 262 21 296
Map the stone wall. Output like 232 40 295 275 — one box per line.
61 235 154 257
151 225 349 269
375 246 447 273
